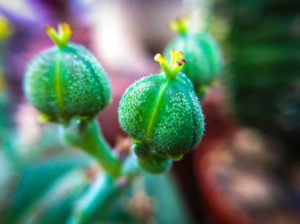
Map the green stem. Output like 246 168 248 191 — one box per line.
69 153 141 224
64 119 121 178
122 152 142 178
68 174 127 224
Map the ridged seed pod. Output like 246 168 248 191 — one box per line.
24 24 111 123
165 17 222 98
119 51 204 173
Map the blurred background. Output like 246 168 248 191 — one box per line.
0 0 299 223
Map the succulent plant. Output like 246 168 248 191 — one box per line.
119 50 204 173
24 23 111 123
165 17 222 98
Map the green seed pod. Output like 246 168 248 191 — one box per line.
24 23 111 123
118 51 204 174
165 17 222 98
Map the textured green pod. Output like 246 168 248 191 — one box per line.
24 24 111 122
165 18 222 97
118 51 204 173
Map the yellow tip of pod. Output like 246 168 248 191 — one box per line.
46 23 72 48
154 50 186 79
154 54 166 63
0 15 12 41
169 16 189 35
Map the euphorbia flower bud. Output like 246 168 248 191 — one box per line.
118 50 204 174
24 23 111 123
165 17 222 98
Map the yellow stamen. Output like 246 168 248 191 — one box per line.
0 15 12 41
170 50 184 69
46 23 72 48
59 23 72 41
154 50 186 79
169 16 189 35
154 54 166 63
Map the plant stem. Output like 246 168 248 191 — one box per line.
69 154 142 224
68 173 127 224
64 119 121 178
121 152 142 178
64 118 144 223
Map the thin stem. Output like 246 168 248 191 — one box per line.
68 173 128 224
69 153 142 224
64 119 121 178
121 152 142 178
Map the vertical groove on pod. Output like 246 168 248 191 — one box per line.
145 80 170 142
54 50 65 117
180 84 201 149
77 54 104 104
69 47 108 109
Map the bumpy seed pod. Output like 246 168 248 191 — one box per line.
165 17 222 98
24 23 111 123
118 50 204 174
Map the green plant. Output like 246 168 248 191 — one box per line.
24 23 111 124
119 51 204 173
164 17 222 98
22 22 221 223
